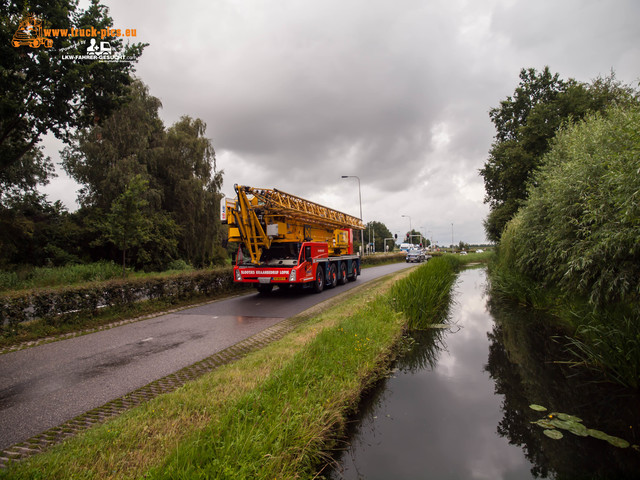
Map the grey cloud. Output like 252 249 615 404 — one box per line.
39 0 640 244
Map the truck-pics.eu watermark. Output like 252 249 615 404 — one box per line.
11 12 137 63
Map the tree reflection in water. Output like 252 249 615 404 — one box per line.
485 297 640 479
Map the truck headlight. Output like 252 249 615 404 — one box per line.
289 270 297 282
235 269 242 281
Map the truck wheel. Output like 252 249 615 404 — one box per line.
337 263 348 285
256 284 273 294
313 266 324 293
328 264 338 288
348 262 358 282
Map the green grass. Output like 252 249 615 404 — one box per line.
0 262 124 292
391 257 458 329
0 260 199 293
148 295 402 479
561 304 640 389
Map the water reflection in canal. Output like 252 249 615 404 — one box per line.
328 267 640 479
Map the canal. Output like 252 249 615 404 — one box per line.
328 267 640 479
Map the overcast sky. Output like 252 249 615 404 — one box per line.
40 0 640 245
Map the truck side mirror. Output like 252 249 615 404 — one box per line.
304 245 312 263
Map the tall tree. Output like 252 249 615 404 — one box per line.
404 228 427 247
364 220 393 252
154 116 224 267
98 175 152 278
480 68 638 242
62 80 164 210
64 82 224 269
0 0 145 205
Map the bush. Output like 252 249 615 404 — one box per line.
361 253 406 267
502 105 640 306
491 105 640 388
166 259 193 271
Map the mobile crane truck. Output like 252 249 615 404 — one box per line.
224 185 365 293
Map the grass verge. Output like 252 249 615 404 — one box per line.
360 252 406 268
0 261 202 293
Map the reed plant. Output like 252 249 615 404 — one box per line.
390 256 459 329
562 306 640 389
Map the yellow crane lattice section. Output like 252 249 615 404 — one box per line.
238 185 365 231
231 185 364 264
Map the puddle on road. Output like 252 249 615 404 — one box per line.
327 268 640 480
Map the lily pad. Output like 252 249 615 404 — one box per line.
588 429 610 441
549 419 588 436
543 429 564 440
588 429 630 448
532 419 556 429
605 436 630 449
549 419 570 429
556 412 583 423
564 421 589 437
529 404 547 412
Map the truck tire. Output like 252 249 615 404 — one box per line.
348 262 358 282
313 265 324 293
337 262 348 285
328 263 338 288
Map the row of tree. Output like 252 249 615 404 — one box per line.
1 1 225 271
358 224 437 253
1 80 225 271
480 67 639 242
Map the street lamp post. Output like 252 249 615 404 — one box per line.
451 223 454 252
401 215 411 243
341 175 365 256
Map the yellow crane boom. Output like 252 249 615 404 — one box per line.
227 185 364 264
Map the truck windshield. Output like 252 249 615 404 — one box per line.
261 243 300 263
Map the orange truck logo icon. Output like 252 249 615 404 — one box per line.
12 14 53 48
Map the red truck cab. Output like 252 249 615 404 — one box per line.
233 241 360 294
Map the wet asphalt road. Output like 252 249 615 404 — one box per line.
0 262 415 450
